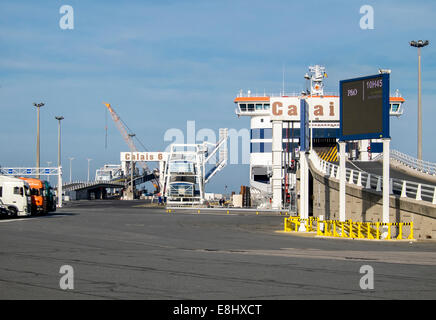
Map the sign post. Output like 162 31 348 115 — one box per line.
382 138 390 225
271 119 283 210
299 98 309 228
340 73 390 234
58 167 63 208
339 141 346 222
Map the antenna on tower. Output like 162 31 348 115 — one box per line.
105 107 108 149
307 65 326 95
282 64 285 96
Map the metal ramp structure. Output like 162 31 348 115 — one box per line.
163 144 204 205
95 164 123 182
387 149 436 176
163 129 228 205
204 128 228 183
62 180 124 192
61 180 124 201
309 149 436 204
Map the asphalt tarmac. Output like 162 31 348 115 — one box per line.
0 200 435 300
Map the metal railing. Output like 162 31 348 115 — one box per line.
60 180 124 191
284 217 414 240
389 149 436 176
236 91 338 98
309 150 436 205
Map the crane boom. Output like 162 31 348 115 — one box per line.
103 103 160 190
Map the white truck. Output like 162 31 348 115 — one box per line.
0 175 31 217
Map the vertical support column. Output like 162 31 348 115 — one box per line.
198 152 204 204
271 120 283 209
359 139 370 161
36 106 40 179
57 167 63 208
299 151 309 231
417 47 422 160
130 151 134 200
339 141 346 222
159 161 165 195
382 138 391 226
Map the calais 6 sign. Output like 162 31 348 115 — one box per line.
340 74 390 141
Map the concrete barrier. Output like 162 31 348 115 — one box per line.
308 158 436 240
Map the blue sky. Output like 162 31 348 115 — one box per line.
0 0 435 193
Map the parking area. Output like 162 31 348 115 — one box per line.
1 200 436 299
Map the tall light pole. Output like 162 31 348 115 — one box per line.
33 102 45 178
128 133 136 200
69 157 74 183
410 40 429 160
87 158 93 182
55 116 64 207
55 116 64 168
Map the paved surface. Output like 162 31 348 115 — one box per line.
1 200 435 300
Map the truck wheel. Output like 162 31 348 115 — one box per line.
8 207 18 218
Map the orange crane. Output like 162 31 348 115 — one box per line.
103 102 160 191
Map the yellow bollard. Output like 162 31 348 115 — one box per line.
198 210 200 214
376 222 380 240
387 224 391 240
397 223 403 240
408 222 414 240
367 222 373 239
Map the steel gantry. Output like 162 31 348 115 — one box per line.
0 167 63 207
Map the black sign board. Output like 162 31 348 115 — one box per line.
340 73 390 140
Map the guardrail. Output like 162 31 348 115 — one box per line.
309 150 436 204
390 149 436 176
284 216 318 232
236 91 338 98
284 217 414 240
60 180 124 191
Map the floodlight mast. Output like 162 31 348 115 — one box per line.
409 40 429 160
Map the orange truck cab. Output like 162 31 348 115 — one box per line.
18 177 47 215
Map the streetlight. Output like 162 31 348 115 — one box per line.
32 102 45 178
128 133 136 200
55 116 64 168
87 158 93 182
410 40 429 160
68 157 75 183
55 116 64 208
